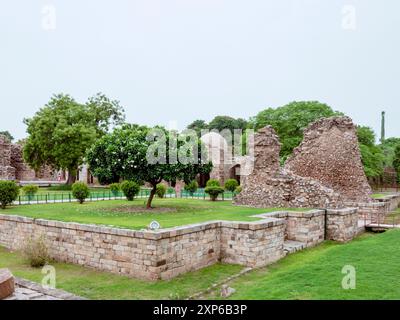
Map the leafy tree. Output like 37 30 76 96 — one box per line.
187 120 208 136
0 131 14 142
393 144 400 183
208 116 248 133
379 137 400 167
23 93 125 185
357 126 385 179
87 124 212 209
250 101 342 160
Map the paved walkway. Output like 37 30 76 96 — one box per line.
3 277 85 300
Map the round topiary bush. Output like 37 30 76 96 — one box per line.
206 179 221 187
109 183 121 196
184 180 199 195
120 180 140 201
224 179 239 192
72 182 90 204
22 184 39 201
156 183 167 198
0 181 19 209
205 186 225 201
235 186 242 194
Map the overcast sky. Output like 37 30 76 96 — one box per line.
1 0 399 141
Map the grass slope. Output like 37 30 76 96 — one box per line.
0 246 242 300
204 230 400 300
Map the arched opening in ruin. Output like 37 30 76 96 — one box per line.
229 164 241 184
197 172 210 188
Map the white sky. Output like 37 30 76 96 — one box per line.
1 0 399 141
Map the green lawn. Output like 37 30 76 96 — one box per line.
2 231 400 300
0 246 242 300
203 230 400 300
0 199 293 230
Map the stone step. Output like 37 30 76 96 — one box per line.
283 240 307 255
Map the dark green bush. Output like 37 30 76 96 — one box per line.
72 182 90 204
206 179 221 187
224 179 239 192
120 180 140 201
205 186 224 201
184 180 199 195
0 181 19 209
22 185 39 200
109 183 121 195
156 184 167 198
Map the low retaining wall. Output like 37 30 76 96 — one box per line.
0 208 359 280
346 193 400 223
0 214 285 280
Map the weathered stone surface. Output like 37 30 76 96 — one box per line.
234 126 343 208
285 116 372 203
0 135 56 181
0 268 15 299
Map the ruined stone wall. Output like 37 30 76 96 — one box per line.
0 135 56 181
285 117 372 203
0 135 15 180
234 126 344 208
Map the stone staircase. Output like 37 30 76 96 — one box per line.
283 240 307 255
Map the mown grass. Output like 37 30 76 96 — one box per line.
203 230 400 300
0 199 298 230
0 246 242 300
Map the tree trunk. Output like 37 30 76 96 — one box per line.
66 168 77 185
146 184 157 209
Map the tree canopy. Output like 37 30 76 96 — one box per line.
0 131 14 142
187 116 248 136
23 93 125 184
250 101 343 160
86 124 212 208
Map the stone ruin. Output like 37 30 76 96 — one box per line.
0 135 56 181
234 116 372 208
285 116 372 203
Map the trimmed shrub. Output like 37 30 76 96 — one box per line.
22 235 50 268
120 180 140 201
72 182 90 204
206 179 221 187
224 179 239 192
0 180 19 209
235 186 242 194
109 183 121 196
22 184 39 200
184 180 199 195
205 186 225 201
156 183 167 198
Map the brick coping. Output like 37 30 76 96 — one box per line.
0 207 358 240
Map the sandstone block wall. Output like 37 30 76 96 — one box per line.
326 208 359 242
0 215 286 280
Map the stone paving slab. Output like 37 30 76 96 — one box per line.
2 277 86 300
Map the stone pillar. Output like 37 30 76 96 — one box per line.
326 208 359 242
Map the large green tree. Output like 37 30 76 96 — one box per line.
23 93 125 184
250 101 343 160
86 124 212 209
393 144 400 183
356 126 385 179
